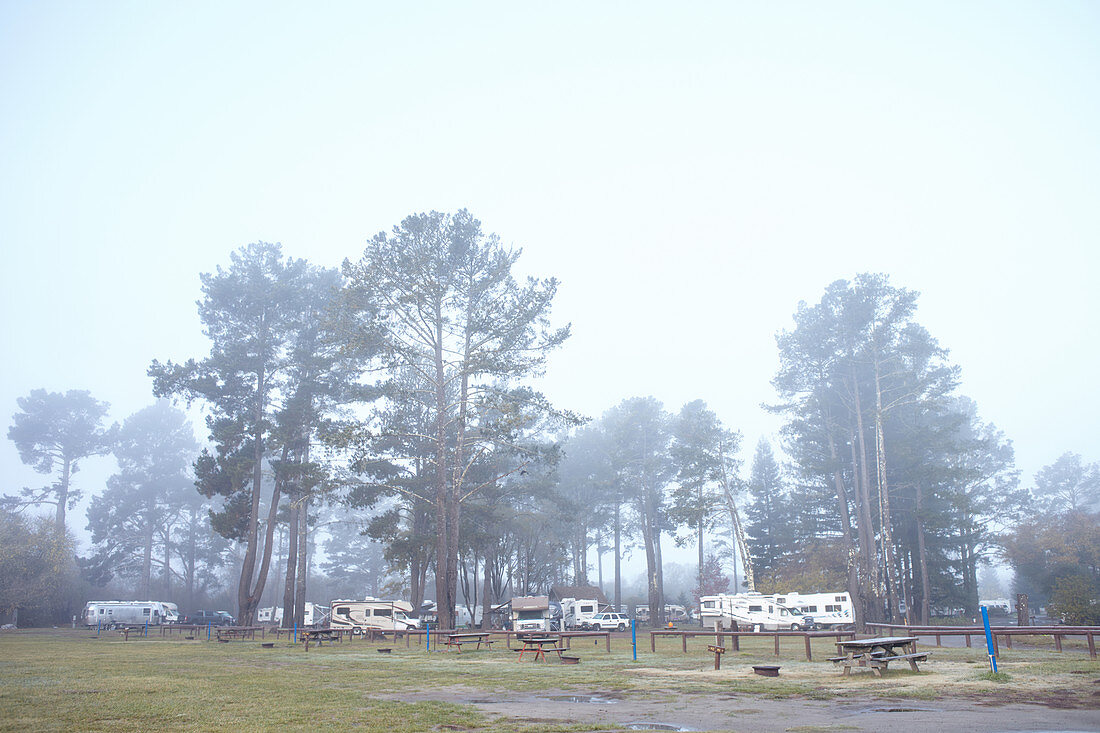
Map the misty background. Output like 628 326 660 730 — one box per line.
1 2 1098 614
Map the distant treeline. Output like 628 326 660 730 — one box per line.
3 211 1098 628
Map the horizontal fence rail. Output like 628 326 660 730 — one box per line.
649 629 858 661
865 622 1099 659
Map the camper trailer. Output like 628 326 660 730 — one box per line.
699 592 815 631
561 598 603 630
665 604 690 623
455 605 486 628
329 598 421 632
774 592 854 629
257 602 328 627
83 601 174 628
510 596 552 633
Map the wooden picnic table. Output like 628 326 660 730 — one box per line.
300 628 342 651
215 627 259 641
517 636 567 662
443 632 494 652
831 636 929 676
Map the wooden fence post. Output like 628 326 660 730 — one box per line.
804 634 812 661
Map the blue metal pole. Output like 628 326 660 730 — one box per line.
207 622 211 641
294 622 298 644
631 619 637 661
981 605 998 673
144 620 148 637
97 619 100 636
426 622 430 652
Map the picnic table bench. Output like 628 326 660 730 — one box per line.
443 632 495 652
300 629 342 651
516 636 567 662
830 636 929 676
215 627 256 641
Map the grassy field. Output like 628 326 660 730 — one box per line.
0 629 1097 732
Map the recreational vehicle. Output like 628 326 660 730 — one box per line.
699 593 814 631
561 598 603 630
510 595 552 633
774 592 854 629
257 602 328 627
329 598 422 632
83 601 174 628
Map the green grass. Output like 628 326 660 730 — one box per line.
0 629 1096 731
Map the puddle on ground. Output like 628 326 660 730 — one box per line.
623 723 695 731
852 707 938 714
547 694 619 704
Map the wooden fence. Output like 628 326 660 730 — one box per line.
864 622 1099 659
649 629 857 661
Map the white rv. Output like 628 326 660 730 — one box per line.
161 602 180 624
455 605 485 628
510 595 552 633
561 598 603 630
257 602 328 627
83 601 174 628
698 593 812 631
329 598 422 632
774 592 854 629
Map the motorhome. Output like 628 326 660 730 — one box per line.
561 598 603 630
774 592 854 629
699 593 813 631
455 605 484 628
665 604 690 623
510 595 552 633
161 602 180 624
257 602 328 627
83 601 174 628
329 598 421 632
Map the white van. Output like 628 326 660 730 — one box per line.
329 598 422 632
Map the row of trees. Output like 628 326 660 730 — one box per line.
2 213 1096 628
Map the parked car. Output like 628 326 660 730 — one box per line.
187 610 236 626
588 612 629 631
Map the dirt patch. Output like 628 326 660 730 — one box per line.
380 686 1100 732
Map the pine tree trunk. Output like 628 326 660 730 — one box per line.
295 494 308 627
163 525 171 598
614 503 622 612
238 360 266 625
56 457 72 530
915 482 931 625
824 418 862 630
142 518 154 599
282 501 299 628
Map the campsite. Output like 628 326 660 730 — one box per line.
1 625 1097 732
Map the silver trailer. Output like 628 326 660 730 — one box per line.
83 601 172 628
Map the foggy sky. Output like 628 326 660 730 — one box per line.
2 1 1098 559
